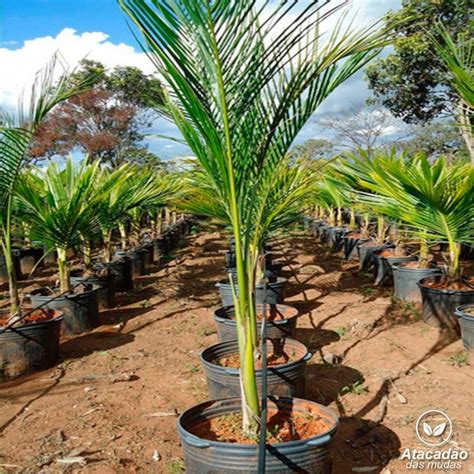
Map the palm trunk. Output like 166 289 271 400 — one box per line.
349 209 356 229
377 215 385 243
458 103 474 165
119 223 128 250
82 239 92 271
2 194 21 316
155 210 163 237
448 241 461 280
57 248 70 293
4 243 20 315
102 229 112 263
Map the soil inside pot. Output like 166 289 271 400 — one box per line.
345 232 365 239
379 248 407 257
421 277 474 291
463 307 474 316
398 261 425 269
0 308 59 328
214 349 298 369
189 408 331 444
360 240 384 248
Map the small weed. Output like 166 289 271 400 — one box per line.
167 458 185 473
402 415 415 425
341 381 368 396
446 351 467 367
185 362 200 373
360 286 374 296
198 325 215 337
334 326 348 338
400 301 422 320
141 299 152 308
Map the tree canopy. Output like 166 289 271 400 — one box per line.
366 0 473 124
30 59 166 168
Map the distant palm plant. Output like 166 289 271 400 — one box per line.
345 152 474 278
95 164 182 261
17 158 103 292
120 0 393 436
0 55 93 315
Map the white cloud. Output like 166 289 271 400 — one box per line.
0 27 154 109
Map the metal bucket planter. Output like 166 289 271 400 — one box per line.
214 304 298 343
311 220 326 237
29 285 100 336
455 305 474 358
201 338 310 399
0 309 63 381
178 396 338 474
217 278 287 307
392 264 440 303
326 226 347 251
318 225 333 244
372 250 417 286
419 276 474 332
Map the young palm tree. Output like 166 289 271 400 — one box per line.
16 158 102 293
95 164 182 262
0 55 93 316
352 152 474 279
120 0 393 436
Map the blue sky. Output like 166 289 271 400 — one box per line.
0 0 402 160
1 0 133 47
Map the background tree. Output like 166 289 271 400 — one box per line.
366 0 472 130
396 121 469 161
30 59 166 168
318 106 405 154
291 138 335 161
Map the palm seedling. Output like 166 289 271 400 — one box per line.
120 0 393 437
16 158 103 293
0 56 93 317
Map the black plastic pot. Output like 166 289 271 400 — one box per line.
418 276 474 331
373 250 417 286
325 226 347 251
140 244 153 270
357 241 394 271
311 220 325 237
343 233 367 261
127 249 146 277
392 264 441 303
318 225 332 244
29 285 100 336
108 257 134 292
455 305 474 355
214 304 299 343
14 247 44 277
0 309 63 381
71 271 115 310
178 396 338 474
151 238 164 262
217 277 287 307
201 338 311 399
225 262 284 283
0 250 24 282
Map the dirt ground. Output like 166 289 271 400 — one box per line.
0 228 472 473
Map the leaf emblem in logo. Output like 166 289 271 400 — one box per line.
423 422 446 437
